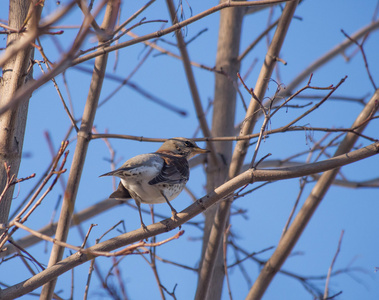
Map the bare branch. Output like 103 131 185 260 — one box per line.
324 230 344 299
246 88 379 300
0 141 378 299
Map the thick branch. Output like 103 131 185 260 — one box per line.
246 89 379 299
0 141 378 300
196 1 244 299
72 0 289 66
39 1 119 299
0 0 42 231
198 1 300 299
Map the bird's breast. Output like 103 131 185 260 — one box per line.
121 180 184 204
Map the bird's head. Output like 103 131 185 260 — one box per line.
157 137 209 159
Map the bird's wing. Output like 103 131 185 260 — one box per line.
100 154 161 178
148 154 189 185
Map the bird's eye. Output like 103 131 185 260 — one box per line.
185 141 194 147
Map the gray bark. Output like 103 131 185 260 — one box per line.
0 0 41 231
196 2 244 299
39 1 119 298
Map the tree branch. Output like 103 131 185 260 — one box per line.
0 141 378 300
246 89 379 300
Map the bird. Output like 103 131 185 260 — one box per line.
100 138 209 229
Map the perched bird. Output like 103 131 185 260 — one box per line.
100 138 209 229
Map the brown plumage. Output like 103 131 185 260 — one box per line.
100 138 209 229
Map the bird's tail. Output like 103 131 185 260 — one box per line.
109 182 131 199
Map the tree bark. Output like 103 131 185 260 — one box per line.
196 2 244 299
0 0 42 232
197 1 299 299
246 88 379 300
39 1 119 298
1 141 378 299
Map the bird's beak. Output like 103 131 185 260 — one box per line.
188 146 209 159
193 146 210 154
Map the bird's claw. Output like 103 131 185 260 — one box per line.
171 210 181 229
141 222 148 232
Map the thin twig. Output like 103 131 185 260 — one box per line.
323 230 344 299
223 224 233 300
0 142 68 250
72 0 290 66
340 29 377 90
0 142 378 299
13 220 184 257
35 61 79 132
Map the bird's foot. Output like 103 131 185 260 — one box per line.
141 222 148 232
171 209 181 230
